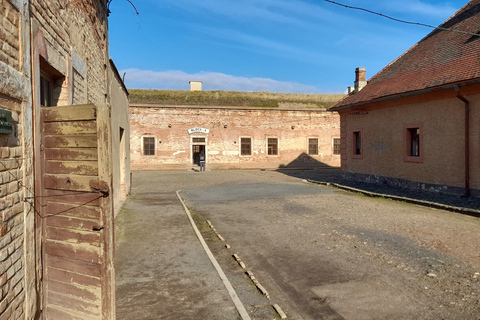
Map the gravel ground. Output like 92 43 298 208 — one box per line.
125 169 480 319
278 168 480 212
174 169 480 320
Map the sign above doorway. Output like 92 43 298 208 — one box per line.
188 127 210 134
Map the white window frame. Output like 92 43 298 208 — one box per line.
142 136 156 156
308 137 319 155
266 137 279 156
240 137 252 157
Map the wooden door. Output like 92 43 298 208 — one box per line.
37 104 114 319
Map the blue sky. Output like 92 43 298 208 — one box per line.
108 0 468 93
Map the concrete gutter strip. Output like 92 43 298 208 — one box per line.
273 304 288 319
176 191 252 320
307 179 480 218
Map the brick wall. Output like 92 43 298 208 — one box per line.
0 0 20 70
130 105 341 170
30 0 108 107
0 107 25 320
1 0 113 318
0 0 31 319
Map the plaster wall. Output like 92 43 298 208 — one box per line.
108 63 130 216
341 94 480 193
130 106 341 170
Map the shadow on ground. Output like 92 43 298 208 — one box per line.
277 168 480 212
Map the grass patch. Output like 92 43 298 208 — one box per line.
129 89 345 109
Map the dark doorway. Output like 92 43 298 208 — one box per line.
192 145 206 165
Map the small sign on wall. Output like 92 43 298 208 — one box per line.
0 109 13 135
188 127 210 134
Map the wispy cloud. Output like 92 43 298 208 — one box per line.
380 1 458 18
122 68 319 93
192 25 338 64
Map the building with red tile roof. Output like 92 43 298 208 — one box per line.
330 0 480 196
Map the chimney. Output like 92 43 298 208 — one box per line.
354 67 366 93
189 81 202 91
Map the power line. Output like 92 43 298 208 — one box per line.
324 0 480 37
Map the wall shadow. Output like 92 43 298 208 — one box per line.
276 152 343 181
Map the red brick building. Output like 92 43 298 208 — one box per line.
330 0 480 197
1 1 129 318
130 103 341 170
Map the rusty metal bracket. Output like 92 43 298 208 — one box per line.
90 180 110 197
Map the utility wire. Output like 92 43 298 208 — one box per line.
324 0 480 37
107 0 139 16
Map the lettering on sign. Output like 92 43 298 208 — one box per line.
188 127 210 134
0 109 13 135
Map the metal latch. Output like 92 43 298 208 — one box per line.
90 180 110 197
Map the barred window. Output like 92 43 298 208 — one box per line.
267 138 278 155
143 137 155 156
333 138 341 155
408 128 420 157
308 138 318 155
241 138 252 156
354 131 361 155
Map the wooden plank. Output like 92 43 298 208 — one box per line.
47 291 101 318
46 227 101 247
47 267 101 287
45 160 98 176
96 103 116 320
47 279 101 302
43 190 101 206
45 241 101 264
45 148 98 161
45 135 98 148
43 174 99 192
45 305 100 320
46 255 101 278
45 215 101 232
46 202 101 219
42 104 96 122
44 120 97 135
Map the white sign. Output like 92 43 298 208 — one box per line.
188 127 210 134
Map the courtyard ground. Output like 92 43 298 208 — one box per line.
116 169 480 319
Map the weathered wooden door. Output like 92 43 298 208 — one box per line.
37 104 114 319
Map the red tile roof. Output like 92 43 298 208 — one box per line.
331 0 480 110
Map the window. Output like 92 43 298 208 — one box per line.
408 128 420 157
354 131 361 155
40 73 54 107
267 138 278 155
333 138 341 155
404 124 423 163
241 138 251 156
143 137 155 155
308 138 318 155
192 137 206 143
39 58 64 107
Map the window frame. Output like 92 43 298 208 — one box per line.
352 129 363 159
40 72 54 107
333 137 341 155
403 123 423 163
267 137 279 156
142 136 156 156
240 137 252 156
308 138 319 155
